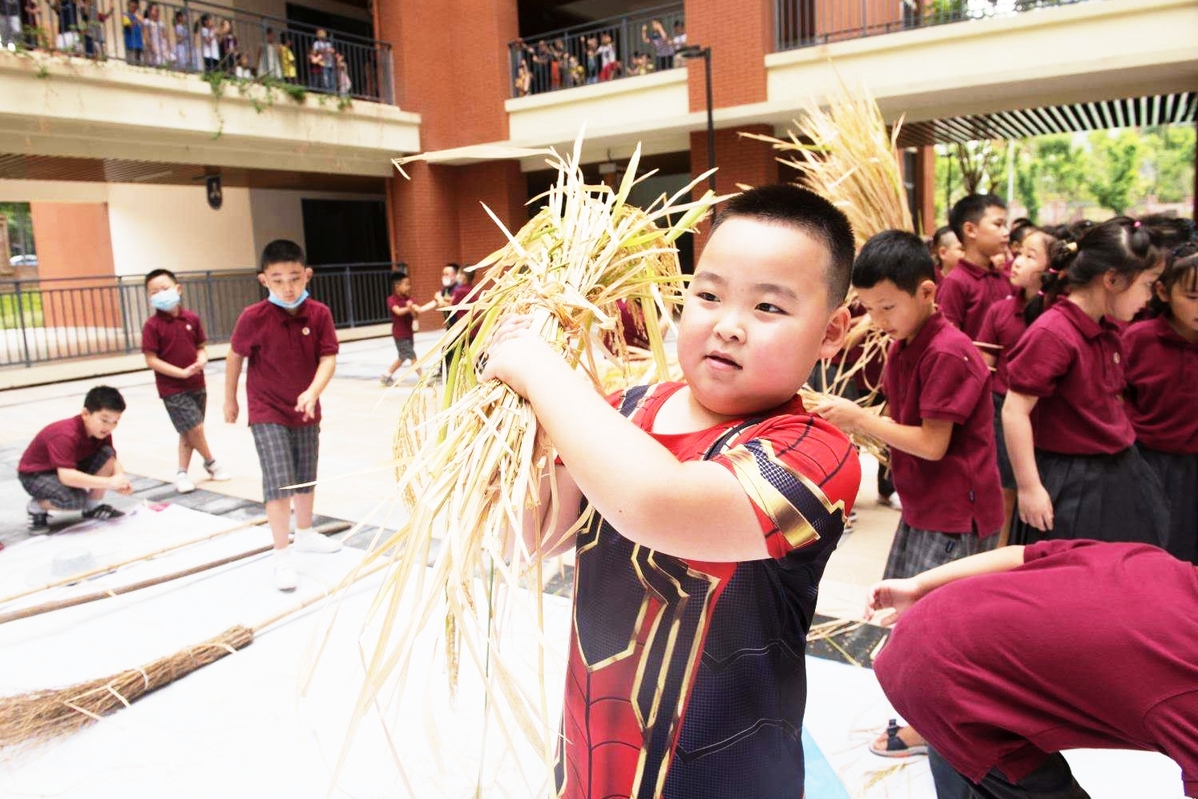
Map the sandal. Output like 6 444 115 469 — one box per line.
868 719 928 758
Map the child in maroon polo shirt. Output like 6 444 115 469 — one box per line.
379 273 436 386
142 268 231 495
1003 217 1169 548
938 194 1012 341
815 231 1003 759
1123 242 1198 563
868 540 1198 799
225 240 342 592
976 227 1058 543
18 385 133 529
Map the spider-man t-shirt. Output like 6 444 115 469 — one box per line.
555 382 861 799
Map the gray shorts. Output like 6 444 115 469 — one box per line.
251 423 319 501
163 389 207 434
18 446 115 510
393 336 417 363
883 519 998 580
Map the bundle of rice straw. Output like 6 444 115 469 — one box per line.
743 77 913 462
320 133 722 790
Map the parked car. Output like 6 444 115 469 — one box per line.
8 254 37 268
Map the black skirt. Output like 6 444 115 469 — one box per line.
1010 447 1170 548
1138 444 1198 565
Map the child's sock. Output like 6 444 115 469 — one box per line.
84 498 102 511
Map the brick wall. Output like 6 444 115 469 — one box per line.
684 0 771 112
688 124 781 255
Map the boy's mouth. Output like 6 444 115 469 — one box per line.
705 350 741 369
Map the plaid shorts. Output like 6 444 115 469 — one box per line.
251 423 319 501
163 389 207 434
18 445 115 510
393 336 417 363
883 519 998 580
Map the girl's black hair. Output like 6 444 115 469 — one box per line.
1148 241 1198 318
1023 216 1154 326
1009 219 1036 247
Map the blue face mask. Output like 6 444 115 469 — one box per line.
268 289 309 310
150 287 181 312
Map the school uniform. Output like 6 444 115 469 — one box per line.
387 294 418 362
1005 300 1169 547
1123 315 1198 564
142 308 208 434
229 298 338 501
936 257 1012 342
976 295 1028 490
18 417 115 510
881 312 1004 579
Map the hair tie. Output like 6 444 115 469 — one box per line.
1133 220 1141 229
1037 290 1046 297
1063 241 1078 253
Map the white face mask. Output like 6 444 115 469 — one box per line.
150 287 181 311
442 276 455 287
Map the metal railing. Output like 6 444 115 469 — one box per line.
2 0 394 104
508 3 685 98
775 0 1099 52
0 263 404 367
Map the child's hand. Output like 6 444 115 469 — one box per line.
811 396 864 431
1017 483 1054 531
109 474 133 494
864 577 920 626
295 390 318 421
481 313 556 399
224 398 239 424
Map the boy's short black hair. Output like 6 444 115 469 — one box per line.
851 230 936 295
84 385 126 413
709 185 855 307
260 239 306 272
144 268 178 287
948 194 1006 242
392 272 410 284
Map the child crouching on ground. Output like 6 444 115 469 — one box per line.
482 185 862 798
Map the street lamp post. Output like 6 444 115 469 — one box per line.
679 45 714 192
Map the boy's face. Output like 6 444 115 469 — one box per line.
677 218 848 418
146 273 179 298
963 206 1009 260
82 407 121 439
394 278 410 296
937 232 964 272
441 267 458 287
258 261 311 304
855 278 936 342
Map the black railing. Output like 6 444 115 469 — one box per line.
775 0 1099 52
3 0 394 104
0 263 403 367
508 2 685 98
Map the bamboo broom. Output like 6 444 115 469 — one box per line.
0 555 390 748
315 133 726 786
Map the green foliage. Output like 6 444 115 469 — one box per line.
1014 144 1040 224
1140 125 1196 203
0 292 44 328
1085 130 1141 215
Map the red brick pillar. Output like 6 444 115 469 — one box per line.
915 144 937 234
689 124 780 255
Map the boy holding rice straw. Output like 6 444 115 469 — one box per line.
482 185 861 798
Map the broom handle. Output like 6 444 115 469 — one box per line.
0 514 268 606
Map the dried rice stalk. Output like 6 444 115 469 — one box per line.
323 133 724 789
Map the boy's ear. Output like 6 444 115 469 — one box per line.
960 220 978 242
918 278 938 303
817 305 852 360
304 267 314 281
256 273 268 288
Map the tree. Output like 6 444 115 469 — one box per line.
1086 130 1142 215
1014 143 1040 224
1140 125 1196 203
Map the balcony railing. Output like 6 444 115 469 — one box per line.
1 0 394 104
0 263 403 367
775 0 1099 52
508 2 685 99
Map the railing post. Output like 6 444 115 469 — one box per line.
205 270 218 338
342 266 356 327
14 280 31 368
118 279 133 354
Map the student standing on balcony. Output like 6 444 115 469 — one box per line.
142 2 165 66
278 31 296 82
171 9 187 67
257 26 281 79
122 0 142 64
309 28 334 91
216 17 237 72
81 0 114 58
641 17 673 72
197 13 217 72
51 0 81 53
1 0 21 51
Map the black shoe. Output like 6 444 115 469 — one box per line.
82 504 124 520
28 511 49 531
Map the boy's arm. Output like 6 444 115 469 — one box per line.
417 299 438 313
812 396 952 461
1002 390 1053 530
296 354 336 422
56 466 132 493
194 344 208 369
390 303 411 317
144 352 195 380
224 351 244 423
865 545 1026 626
483 327 770 562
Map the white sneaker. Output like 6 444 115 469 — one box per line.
379 373 395 387
292 527 342 554
273 548 298 591
175 471 196 494
204 460 231 481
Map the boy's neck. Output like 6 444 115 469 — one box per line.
903 306 937 343
963 246 998 271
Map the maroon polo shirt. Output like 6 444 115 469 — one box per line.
937 258 1012 342
882 312 1004 535
142 308 206 398
1006 300 1134 455
19 416 115 475
229 299 339 427
875 539 1198 796
1123 315 1198 454
388 294 415 340
975 294 1028 395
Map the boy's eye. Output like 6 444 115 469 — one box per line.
695 291 718 302
756 302 785 314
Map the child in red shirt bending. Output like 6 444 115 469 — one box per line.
483 185 861 799
379 273 436 386
868 540 1198 799
19 385 132 529
1003 217 1168 547
225 240 342 592
142 268 231 494
1123 242 1198 563
938 194 1012 341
